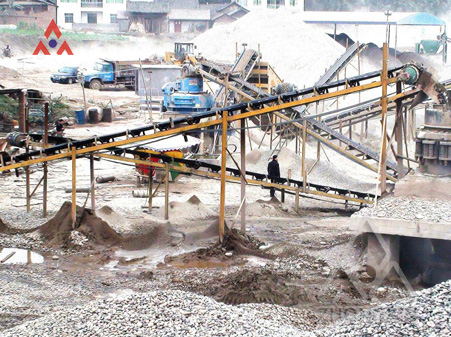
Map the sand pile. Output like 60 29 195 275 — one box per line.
167 195 217 222
0 217 12 234
0 217 23 235
121 223 184 251
246 147 374 192
96 205 130 233
193 8 344 88
38 201 121 248
245 198 291 218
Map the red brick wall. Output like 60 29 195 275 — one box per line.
0 5 56 29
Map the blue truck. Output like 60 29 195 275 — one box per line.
82 59 136 90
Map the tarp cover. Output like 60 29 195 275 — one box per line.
141 134 200 152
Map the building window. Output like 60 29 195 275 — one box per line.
81 0 103 8
267 0 281 8
64 13 74 23
110 14 117 23
106 0 123 3
253 0 261 5
60 0 77 3
290 0 297 5
87 12 97 24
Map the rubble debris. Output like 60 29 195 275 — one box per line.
0 290 304 336
354 196 451 223
312 280 451 337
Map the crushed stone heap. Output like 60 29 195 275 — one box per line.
354 196 451 223
312 280 451 337
193 8 344 88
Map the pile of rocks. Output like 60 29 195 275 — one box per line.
312 280 451 337
2 279 450 336
1 290 304 337
354 196 451 223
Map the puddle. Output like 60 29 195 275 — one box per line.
0 248 44 264
103 245 202 272
167 260 229 269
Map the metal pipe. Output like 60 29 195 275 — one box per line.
240 118 246 232
164 163 169 220
90 154 95 214
71 147 76 229
219 111 228 242
43 162 47 217
95 176 116 184
302 119 307 193
148 165 153 212
65 187 91 193
44 102 49 147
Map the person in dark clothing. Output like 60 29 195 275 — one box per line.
267 155 280 198
55 119 65 137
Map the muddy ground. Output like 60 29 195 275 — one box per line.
0 169 418 332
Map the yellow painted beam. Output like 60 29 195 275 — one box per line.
95 153 373 205
0 76 400 174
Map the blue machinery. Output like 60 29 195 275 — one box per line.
161 65 215 115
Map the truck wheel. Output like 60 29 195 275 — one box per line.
89 79 102 90
67 78 73 85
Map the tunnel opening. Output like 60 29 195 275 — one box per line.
399 236 451 287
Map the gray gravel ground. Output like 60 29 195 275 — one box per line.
1 290 305 337
312 280 451 337
1 280 450 337
354 196 451 223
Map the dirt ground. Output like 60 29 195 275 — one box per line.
0 33 431 333
0 160 417 331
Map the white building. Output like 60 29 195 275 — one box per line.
57 0 126 31
236 0 304 10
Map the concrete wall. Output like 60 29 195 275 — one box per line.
168 20 208 33
57 0 126 30
72 22 120 33
238 0 304 10
135 66 181 96
0 5 56 29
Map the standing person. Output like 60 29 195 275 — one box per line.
55 119 65 137
267 155 280 198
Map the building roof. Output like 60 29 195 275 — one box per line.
168 9 210 21
127 0 199 14
397 13 446 26
303 11 446 26
211 12 237 21
217 1 247 13
0 0 56 7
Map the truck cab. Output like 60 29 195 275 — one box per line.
82 60 136 90
83 62 115 90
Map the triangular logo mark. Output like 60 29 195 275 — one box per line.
57 41 73 55
44 19 61 39
32 41 51 55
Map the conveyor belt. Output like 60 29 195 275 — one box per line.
24 133 376 204
119 147 377 203
308 118 399 172
316 42 367 87
9 65 404 164
204 54 403 174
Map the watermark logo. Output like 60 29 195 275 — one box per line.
33 20 73 56
305 220 414 320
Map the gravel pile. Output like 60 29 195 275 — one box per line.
238 303 324 331
2 290 305 337
0 209 53 231
354 196 451 222
312 280 451 337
